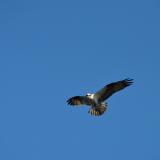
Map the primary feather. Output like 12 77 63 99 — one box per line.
94 78 133 102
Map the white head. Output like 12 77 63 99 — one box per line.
86 93 91 96
86 93 94 99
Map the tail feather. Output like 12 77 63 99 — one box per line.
88 103 107 116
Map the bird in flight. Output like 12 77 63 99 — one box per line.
67 78 133 116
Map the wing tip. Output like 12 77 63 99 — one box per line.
124 78 134 86
66 98 74 105
66 96 82 105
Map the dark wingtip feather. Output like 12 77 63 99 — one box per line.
66 98 73 105
67 97 79 105
124 78 134 86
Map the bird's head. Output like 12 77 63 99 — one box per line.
86 93 91 96
86 93 94 99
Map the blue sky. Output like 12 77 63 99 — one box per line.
0 0 160 160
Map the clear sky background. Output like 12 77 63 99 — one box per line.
0 0 160 160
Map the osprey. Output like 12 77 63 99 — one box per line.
67 78 133 116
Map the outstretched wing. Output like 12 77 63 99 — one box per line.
88 103 107 116
94 78 133 102
67 96 91 106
